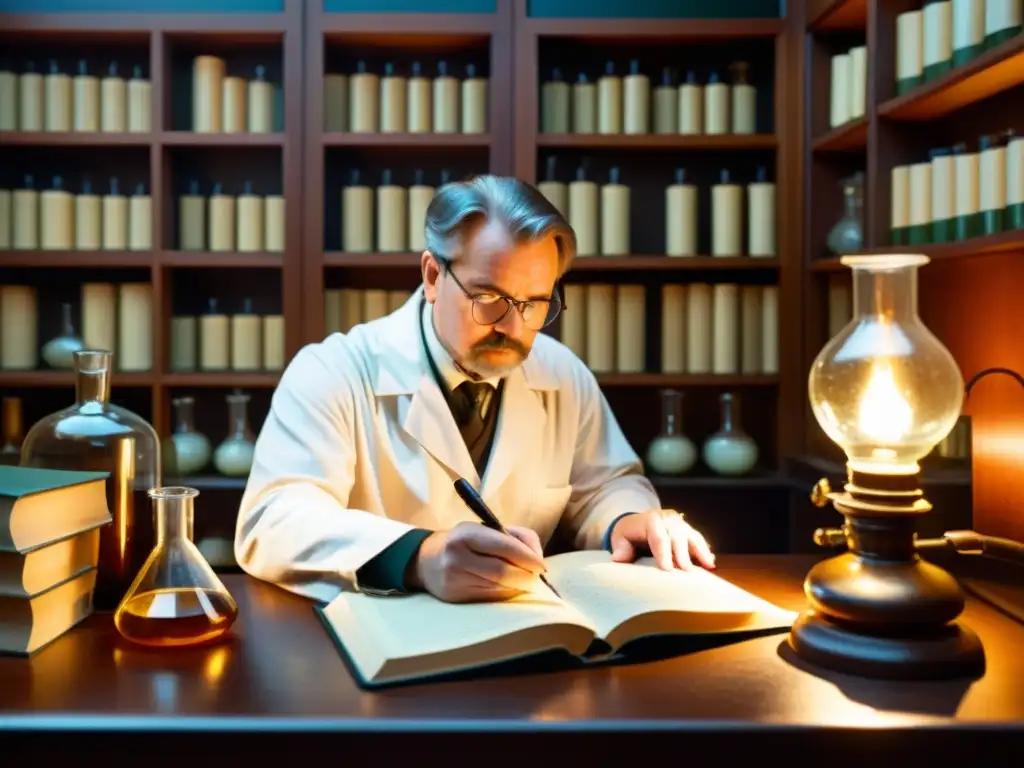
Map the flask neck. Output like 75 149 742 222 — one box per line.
719 395 739 433
173 398 196 434
226 395 250 438
851 265 919 320
660 390 683 436
73 350 113 404
154 489 195 543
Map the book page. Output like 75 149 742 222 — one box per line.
322 584 598 685
545 551 797 647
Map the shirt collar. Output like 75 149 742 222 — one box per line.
422 299 500 391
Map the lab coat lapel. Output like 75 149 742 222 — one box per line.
401 374 479 485
372 290 479 485
480 365 546 500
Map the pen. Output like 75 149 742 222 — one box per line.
453 478 562 600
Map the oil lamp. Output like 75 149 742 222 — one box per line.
789 254 986 680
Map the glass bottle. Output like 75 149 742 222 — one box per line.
703 392 759 476
1 396 23 466
41 302 85 369
165 396 211 478
826 172 865 254
645 389 697 475
213 391 255 477
21 349 160 610
114 486 238 648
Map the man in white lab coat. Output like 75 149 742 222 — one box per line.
234 175 715 605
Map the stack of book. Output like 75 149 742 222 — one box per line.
0 465 112 656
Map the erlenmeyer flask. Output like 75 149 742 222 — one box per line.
114 486 238 647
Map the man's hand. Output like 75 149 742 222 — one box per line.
608 509 715 571
408 522 547 603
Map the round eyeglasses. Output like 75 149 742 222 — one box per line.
437 257 563 331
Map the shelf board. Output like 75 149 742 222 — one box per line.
0 131 152 147
160 132 285 147
321 15 494 37
520 18 783 40
0 370 153 387
788 455 971 487
807 0 867 31
176 475 247 491
0 14 285 34
0 251 153 268
811 117 867 154
323 253 779 270
162 372 280 388
651 471 789 490
160 251 284 268
877 34 1024 121
809 229 1024 271
572 256 780 270
595 373 777 386
325 252 421 267
536 134 776 150
322 132 489 148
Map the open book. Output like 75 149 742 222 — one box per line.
317 550 798 689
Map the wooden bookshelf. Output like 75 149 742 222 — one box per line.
800 1 1024 543
513 1 804 483
0 0 305 459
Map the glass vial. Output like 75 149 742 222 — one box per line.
114 486 238 647
645 389 697 475
703 392 759 476
213 392 255 477
166 396 211 478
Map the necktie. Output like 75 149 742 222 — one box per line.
453 381 491 453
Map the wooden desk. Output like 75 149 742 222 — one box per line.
2 556 1023 763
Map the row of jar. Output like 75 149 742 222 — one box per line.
0 176 151 252
165 391 256 478
561 283 779 377
646 390 759 477
177 182 286 253
0 283 151 372
325 61 487 134
890 131 1024 245
894 2 1022 95
324 288 412 336
828 45 867 131
191 56 276 134
170 299 285 373
540 61 759 136
0 60 150 133
538 162 777 258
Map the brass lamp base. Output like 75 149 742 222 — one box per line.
787 468 986 681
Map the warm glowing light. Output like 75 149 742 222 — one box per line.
856 362 913 445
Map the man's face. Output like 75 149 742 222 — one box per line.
422 220 560 379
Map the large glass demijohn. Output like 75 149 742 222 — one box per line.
21 349 161 610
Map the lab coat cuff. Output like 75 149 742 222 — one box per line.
602 512 638 552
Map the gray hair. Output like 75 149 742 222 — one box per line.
423 175 576 274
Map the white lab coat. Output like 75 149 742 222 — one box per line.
234 288 659 603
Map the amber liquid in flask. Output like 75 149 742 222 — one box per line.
115 486 238 647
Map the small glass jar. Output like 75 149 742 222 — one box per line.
0 396 23 466
165 396 211 478
645 389 697 475
213 391 255 477
826 172 865 254
41 302 84 369
21 349 161 610
703 392 759 476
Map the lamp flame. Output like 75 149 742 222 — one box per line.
857 361 913 446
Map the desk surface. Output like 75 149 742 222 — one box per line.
2 555 1023 752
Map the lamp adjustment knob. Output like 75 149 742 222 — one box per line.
813 527 847 548
810 477 832 508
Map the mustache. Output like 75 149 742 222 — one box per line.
472 334 527 357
